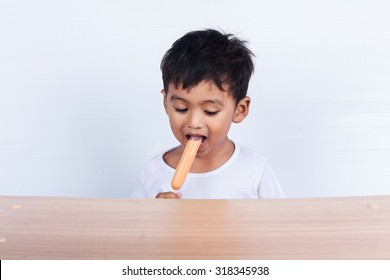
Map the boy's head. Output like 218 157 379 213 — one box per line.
161 29 254 104
160 29 255 158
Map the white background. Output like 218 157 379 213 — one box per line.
1 0 389 198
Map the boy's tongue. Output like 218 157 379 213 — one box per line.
189 135 203 141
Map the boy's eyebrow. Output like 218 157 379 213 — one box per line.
202 99 224 106
170 95 224 106
170 95 188 103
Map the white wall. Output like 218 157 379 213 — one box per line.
1 0 389 198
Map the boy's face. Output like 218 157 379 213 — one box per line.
163 81 250 158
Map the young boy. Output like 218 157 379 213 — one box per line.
139 29 285 199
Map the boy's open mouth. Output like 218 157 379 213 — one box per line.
186 134 207 143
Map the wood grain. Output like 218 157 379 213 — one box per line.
0 195 389 259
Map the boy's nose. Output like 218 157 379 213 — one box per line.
187 112 203 129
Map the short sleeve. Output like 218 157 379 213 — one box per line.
258 161 286 198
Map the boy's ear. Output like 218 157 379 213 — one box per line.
161 89 168 113
232 96 251 123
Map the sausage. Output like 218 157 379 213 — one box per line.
171 137 202 190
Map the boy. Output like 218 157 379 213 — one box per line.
139 29 285 199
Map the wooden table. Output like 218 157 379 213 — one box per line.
0 195 389 259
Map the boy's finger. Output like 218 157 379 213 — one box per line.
156 191 181 199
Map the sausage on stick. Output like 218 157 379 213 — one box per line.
171 136 202 190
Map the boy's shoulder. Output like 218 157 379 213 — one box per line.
235 143 267 163
227 142 269 174
140 151 167 174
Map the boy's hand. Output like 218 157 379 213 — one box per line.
155 191 182 199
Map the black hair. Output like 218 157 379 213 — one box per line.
161 29 255 103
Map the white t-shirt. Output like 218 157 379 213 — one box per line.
139 142 285 199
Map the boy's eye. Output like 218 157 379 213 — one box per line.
205 110 219 116
175 108 188 113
